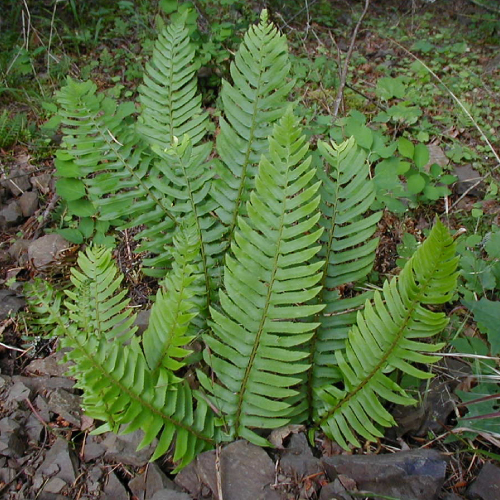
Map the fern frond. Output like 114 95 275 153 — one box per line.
297 138 381 421
199 110 325 445
315 219 458 449
28 246 216 470
137 16 208 149
212 10 294 249
143 218 201 373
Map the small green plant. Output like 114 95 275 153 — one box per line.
28 12 459 470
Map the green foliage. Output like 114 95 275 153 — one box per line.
27 12 460 470
0 110 26 148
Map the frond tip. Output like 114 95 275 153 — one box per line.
316 219 459 449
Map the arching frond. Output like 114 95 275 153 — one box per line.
199 111 325 445
315 219 458 448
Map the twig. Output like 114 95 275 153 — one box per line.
333 0 371 117
468 0 500 14
33 193 60 239
215 444 223 500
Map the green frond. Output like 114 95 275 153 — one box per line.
142 219 201 373
200 111 325 445
315 219 458 449
297 138 382 421
212 11 294 250
137 17 208 148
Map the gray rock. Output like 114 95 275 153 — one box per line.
453 165 484 197
441 494 463 500
0 200 23 226
0 417 26 457
176 440 280 500
280 433 323 478
322 449 447 500
26 351 72 378
467 461 500 499
27 234 70 269
102 428 156 466
18 190 38 217
0 289 26 321
102 471 129 500
2 168 31 196
30 173 53 194
12 375 74 393
38 437 79 483
8 239 31 265
129 463 176 500
5 380 31 410
83 435 105 462
43 477 67 494
319 479 354 500
26 413 45 443
151 490 192 500
47 388 82 427
135 309 151 334
87 464 104 494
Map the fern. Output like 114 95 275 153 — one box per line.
30 10 462 471
315 219 458 448
199 110 325 446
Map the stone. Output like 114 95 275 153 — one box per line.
319 479 354 500
87 465 104 494
5 380 31 410
322 449 447 500
0 289 26 321
30 173 53 194
2 167 31 196
27 234 70 269
38 437 79 483
425 144 449 171
466 461 500 499
43 477 67 494
102 471 129 500
83 435 105 462
279 433 323 478
151 490 192 500
0 200 23 226
441 494 463 500
102 428 156 466
176 440 280 500
26 413 45 444
0 417 26 457
12 375 74 393
47 388 82 427
135 309 151 334
453 165 484 197
129 463 175 500
26 351 72 378
8 239 31 265
18 190 38 217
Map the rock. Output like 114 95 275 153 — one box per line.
26 351 72 378
176 440 280 500
43 477 67 494
135 310 151 334
18 190 38 217
30 173 53 194
102 471 129 500
319 479 354 500
26 413 45 443
441 494 463 500
12 375 74 393
8 239 31 265
0 200 23 226
322 449 447 500
425 144 449 171
102 428 156 466
27 234 70 269
47 388 82 427
83 435 105 462
453 165 484 197
38 437 79 483
151 490 192 500
87 465 104 494
2 167 31 196
129 463 176 500
0 417 26 457
466 461 500 499
0 289 26 321
5 380 32 410
280 433 323 479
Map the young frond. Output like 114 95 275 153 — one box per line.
199 111 325 445
315 219 458 449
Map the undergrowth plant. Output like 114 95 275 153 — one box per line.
28 11 459 470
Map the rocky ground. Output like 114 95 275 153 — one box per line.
0 146 499 500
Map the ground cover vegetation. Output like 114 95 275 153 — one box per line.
1 0 500 497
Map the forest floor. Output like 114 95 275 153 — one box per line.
0 1 499 499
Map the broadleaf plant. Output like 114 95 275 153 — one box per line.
28 11 459 470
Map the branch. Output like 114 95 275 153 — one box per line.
333 0 371 117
